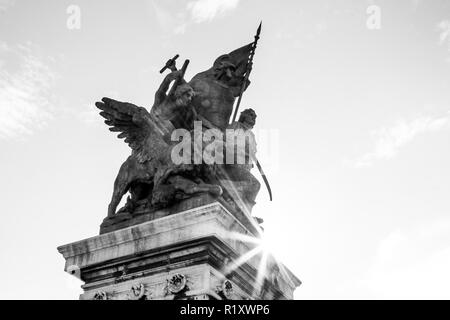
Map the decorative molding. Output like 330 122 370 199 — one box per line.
215 279 235 300
167 273 187 294
93 291 108 300
222 280 234 299
128 283 148 300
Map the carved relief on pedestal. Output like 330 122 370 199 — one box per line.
222 279 234 299
93 291 108 300
167 273 187 294
128 283 150 300
216 279 235 300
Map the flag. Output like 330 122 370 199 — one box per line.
212 42 253 78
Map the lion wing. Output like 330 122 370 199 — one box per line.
95 97 167 163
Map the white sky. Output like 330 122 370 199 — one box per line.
0 0 449 299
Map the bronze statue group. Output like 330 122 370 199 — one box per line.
96 27 267 221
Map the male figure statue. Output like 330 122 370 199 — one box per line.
219 108 261 214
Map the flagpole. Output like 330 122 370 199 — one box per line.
231 22 262 123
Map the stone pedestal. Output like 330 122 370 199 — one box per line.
57 200 301 300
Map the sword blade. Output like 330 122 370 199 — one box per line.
256 159 272 201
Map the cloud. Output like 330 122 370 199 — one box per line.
150 1 187 35
0 0 15 13
360 219 450 299
354 114 449 167
150 0 240 34
187 0 240 23
0 42 57 139
437 20 450 47
437 20 450 62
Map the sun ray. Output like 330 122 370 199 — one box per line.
222 245 263 277
253 248 269 296
226 231 261 245
216 166 264 237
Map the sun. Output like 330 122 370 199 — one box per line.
258 227 284 257
223 224 287 294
